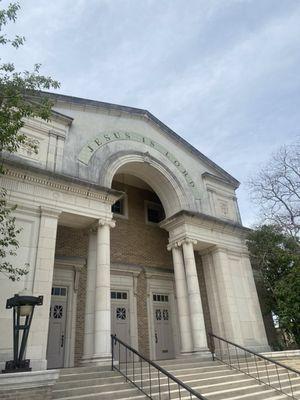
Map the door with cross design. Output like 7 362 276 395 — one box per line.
47 286 68 369
153 293 174 360
111 290 130 362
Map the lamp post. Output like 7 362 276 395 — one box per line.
2 294 43 373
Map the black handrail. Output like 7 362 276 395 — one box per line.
111 334 209 400
209 332 300 399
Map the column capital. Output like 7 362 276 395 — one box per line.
167 237 197 251
178 237 197 247
167 242 180 251
93 218 116 229
99 218 116 228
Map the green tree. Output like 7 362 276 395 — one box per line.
0 1 60 280
275 264 300 346
247 225 300 347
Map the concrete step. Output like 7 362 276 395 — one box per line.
57 369 118 382
59 365 109 375
52 382 144 399
52 357 299 400
54 374 125 390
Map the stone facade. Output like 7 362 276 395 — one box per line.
0 93 270 387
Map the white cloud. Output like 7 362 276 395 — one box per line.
1 0 300 226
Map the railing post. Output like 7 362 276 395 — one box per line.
111 334 114 371
209 333 215 361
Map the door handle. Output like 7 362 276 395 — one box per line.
155 333 158 343
61 334 65 348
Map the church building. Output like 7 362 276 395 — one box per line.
0 93 269 373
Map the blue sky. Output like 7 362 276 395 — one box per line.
2 0 300 227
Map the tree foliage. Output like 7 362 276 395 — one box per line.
248 141 300 238
247 225 300 347
0 1 60 280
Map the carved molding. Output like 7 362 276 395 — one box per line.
97 218 116 228
167 237 197 250
4 167 116 204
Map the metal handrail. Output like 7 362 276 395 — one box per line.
209 332 300 399
111 334 209 400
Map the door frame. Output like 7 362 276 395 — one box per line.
48 285 69 368
111 264 139 351
48 257 85 368
146 270 180 360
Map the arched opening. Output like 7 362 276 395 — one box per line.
109 164 180 359
103 154 188 218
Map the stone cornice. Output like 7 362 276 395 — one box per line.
161 209 250 236
2 160 123 205
202 172 239 189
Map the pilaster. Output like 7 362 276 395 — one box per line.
26 206 61 371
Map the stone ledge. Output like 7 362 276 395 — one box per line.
0 369 59 391
261 349 300 358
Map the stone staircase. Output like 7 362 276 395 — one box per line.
51 365 147 399
51 356 300 400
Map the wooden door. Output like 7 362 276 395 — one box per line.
47 286 68 368
153 294 174 360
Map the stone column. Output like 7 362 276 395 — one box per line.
181 239 208 352
169 244 193 354
93 218 115 363
82 231 97 362
27 207 61 371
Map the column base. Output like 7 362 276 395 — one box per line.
81 354 111 367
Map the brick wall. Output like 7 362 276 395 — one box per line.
111 182 172 269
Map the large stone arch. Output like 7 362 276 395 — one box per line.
100 151 189 217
